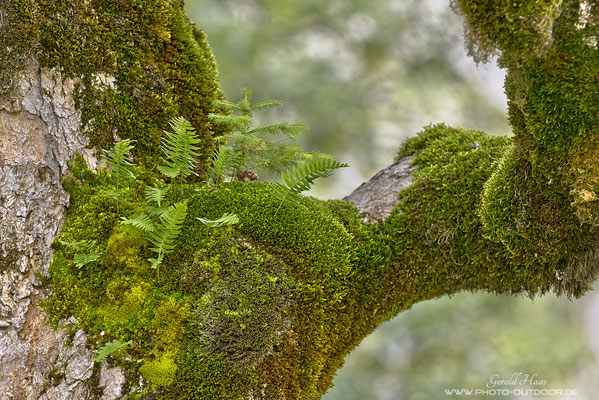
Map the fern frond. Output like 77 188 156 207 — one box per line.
197 212 239 228
148 255 164 270
144 186 169 207
59 239 97 251
147 201 187 268
158 117 201 180
208 146 238 184
92 340 132 363
121 213 154 232
73 251 103 269
103 139 136 180
60 240 103 268
280 157 348 194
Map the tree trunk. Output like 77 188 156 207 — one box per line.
1 0 598 399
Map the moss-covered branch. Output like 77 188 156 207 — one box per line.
3 0 599 398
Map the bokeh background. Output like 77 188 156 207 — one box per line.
187 0 599 398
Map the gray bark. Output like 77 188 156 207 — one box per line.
344 156 416 222
0 64 126 400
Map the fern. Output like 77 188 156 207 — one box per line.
147 201 188 269
144 186 169 207
208 146 239 184
102 139 136 211
197 212 239 228
60 240 104 269
103 139 136 181
121 213 154 232
73 251 103 269
92 339 132 363
59 239 97 251
158 117 201 181
278 157 348 194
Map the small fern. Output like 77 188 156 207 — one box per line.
103 139 136 181
102 139 136 211
147 201 188 269
92 339 132 363
59 239 97 251
144 186 169 208
273 157 348 212
158 117 201 181
197 212 240 228
60 240 104 269
208 146 239 184
121 213 155 232
278 157 348 194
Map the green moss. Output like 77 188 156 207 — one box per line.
139 352 178 388
448 1 599 296
390 124 599 298
452 0 565 61
45 156 388 398
2 0 226 170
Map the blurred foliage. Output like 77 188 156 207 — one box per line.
324 292 594 400
186 0 509 180
185 1 597 399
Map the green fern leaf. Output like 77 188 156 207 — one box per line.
144 186 169 207
92 339 132 363
121 213 154 232
208 146 238 183
197 212 239 228
148 255 164 270
59 239 97 251
280 157 348 194
73 251 103 269
158 117 201 180
103 139 136 180
147 201 187 268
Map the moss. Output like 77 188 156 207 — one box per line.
390 124 599 298
48 367 64 387
139 352 178 388
45 154 382 398
451 0 566 62
2 0 226 171
448 0 599 296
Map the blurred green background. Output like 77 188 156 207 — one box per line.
186 0 599 398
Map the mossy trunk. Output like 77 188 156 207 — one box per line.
0 0 598 399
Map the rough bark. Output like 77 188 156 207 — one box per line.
343 156 416 222
0 64 128 399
